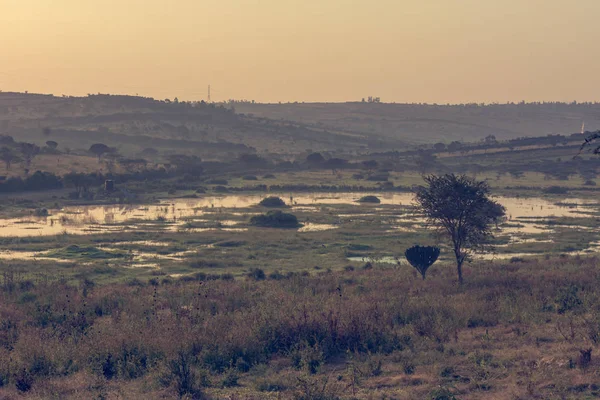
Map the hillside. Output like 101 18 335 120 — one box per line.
0 92 391 159
234 101 600 144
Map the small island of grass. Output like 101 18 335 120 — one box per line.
250 210 300 228
358 195 381 204
259 196 287 207
46 245 126 260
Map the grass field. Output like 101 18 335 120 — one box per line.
1 255 600 399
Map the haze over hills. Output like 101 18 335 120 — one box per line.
0 92 382 159
2 92 599 162
234 101 600 144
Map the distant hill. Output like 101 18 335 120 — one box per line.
0 93 390 159
233 102 600 144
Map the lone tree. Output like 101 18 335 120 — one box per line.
0 147 21 170
19 143 40 168
415 174 505 284
45 140 58 150
405 245 440 280
89 143 112 162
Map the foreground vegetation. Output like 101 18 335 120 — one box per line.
1 255 600 399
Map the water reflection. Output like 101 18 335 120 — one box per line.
0 193 597 238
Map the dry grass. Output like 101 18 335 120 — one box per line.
0 255 600 399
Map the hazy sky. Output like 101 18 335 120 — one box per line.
1 0 599 103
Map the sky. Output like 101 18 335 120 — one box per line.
1 0 599 103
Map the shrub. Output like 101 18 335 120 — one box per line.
405 245 441 280
259 196 287 207
243 175 258 181
250 211 300 228
556 285 583 314
357 195 381 204
168 352 204 398
14 368 33 392
248 268 266 281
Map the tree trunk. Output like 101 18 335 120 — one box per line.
457 259 464 285
454 247 464 285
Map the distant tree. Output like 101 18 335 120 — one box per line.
433 142 446 152
19 143 40 168
447 141 463 153
483 135 497 145
0 147 21 170
64 172 96 195
415 174 506 284
45 141 58 150
89 143 111 162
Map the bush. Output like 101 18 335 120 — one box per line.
259 196 287 207
243 175 258 181
405 245 440 280
250 211 300 228
167 352 204 398
14 368 33 392
556 285 583 314
248 268 266 281
357 195 381 204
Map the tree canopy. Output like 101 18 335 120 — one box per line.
415 174 505 284
89 143 113 161
19 143 40 167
